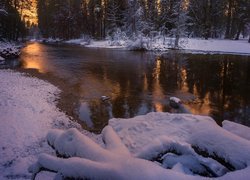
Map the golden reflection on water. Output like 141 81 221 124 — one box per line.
187 92 211 115
152 57 164 112
21 43 47 73
179 68 189 92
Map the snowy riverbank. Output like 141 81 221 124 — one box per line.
0 70 93 179
0 42 21 60
63 38 250 55
1 70 250 179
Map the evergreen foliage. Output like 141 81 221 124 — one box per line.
35 0 250 43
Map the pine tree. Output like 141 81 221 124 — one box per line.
0 0 26 41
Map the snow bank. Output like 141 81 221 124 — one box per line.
149 37 250 55
65 38 90 46
0 70 87 179
184 38 250 55
222 120 250 141
109 112 250 178
86 40 126 49
30 112 250 179
64 37 250 55
64 38 126 49
30 126 197 180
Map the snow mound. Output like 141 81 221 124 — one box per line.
222 120 250 141
109 112 250 178
31 113 250 179
30 126 195 180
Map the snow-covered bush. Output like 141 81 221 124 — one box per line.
43 38 62 43
107 29 128 47
0 8 8 16
126 35 150 51
0 42 20 59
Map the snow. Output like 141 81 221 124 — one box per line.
0 55 4 61
30 126 196 180
85 40 126 49
170 97 181 104
109 112 250 178
0 42 20 59
0 70 88 179
222 120 250 141
183 38 250 55
30 112 250 179
0 9 8 15
62 37 250 55
65 38 90 46
150 37 250 55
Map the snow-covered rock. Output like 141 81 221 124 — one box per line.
169 97 182 109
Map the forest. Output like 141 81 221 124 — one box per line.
0 0 250 42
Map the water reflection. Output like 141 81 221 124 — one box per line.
20 43 48 73
20 43 250 132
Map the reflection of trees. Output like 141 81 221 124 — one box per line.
84 51 174 126
75 48 250 131
185 54 250 126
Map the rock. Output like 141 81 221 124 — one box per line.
169 97 181 109
101 96 110 101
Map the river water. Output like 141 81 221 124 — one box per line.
19 42 250 132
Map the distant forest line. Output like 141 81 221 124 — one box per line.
1 0 250 42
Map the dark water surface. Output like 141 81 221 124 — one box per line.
19 42 250 132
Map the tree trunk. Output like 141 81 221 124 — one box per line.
225 0 233 39
235 23 242 40
174 34 180 48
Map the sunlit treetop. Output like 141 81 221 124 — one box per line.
21 0 37 26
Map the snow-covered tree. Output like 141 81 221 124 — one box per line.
37 0 87 39
0 0 26 41
105 0 127 38
124 0 150 37
170 0 188 48
0 3 8 16
187 0 226 39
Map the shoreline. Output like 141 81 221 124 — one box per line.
16 68 93 132
55 38 250 56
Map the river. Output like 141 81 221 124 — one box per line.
19 42 250 132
